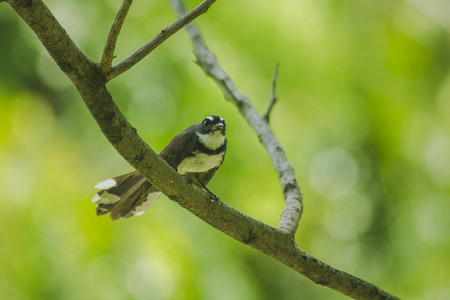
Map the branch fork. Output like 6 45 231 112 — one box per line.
98 0 217 81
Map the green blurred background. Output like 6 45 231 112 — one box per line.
1 0 450 299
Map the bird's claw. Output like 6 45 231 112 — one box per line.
207 189 220 202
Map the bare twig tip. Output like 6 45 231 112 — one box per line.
263 63 280 122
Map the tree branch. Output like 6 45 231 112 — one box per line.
99 0 133 74
5 0 400 299
105 0 217 81
263 63 279 122
168 0 399 299
168 0 302 236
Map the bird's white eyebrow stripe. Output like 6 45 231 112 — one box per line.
219 117 224 122
206 116 214 121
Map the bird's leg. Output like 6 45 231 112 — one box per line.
194 175 220 202
184 173 220 202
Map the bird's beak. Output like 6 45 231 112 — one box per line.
212 123 224 131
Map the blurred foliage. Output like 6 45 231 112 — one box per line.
1 0 450 299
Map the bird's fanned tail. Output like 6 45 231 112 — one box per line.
92 171 161 220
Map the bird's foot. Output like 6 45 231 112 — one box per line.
206 188 220 202
182 175 193 185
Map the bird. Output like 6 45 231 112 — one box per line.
92 115 227 220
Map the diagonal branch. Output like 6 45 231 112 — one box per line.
99 0 133 74
168 0 303 236
105 0 217 81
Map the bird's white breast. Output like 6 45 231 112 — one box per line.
196 131 225 150
177 151 225 174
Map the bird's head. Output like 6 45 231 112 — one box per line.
196 115 226 150
199 115 226 135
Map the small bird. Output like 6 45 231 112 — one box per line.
92 115 227 220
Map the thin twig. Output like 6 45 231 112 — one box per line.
106 0 216 81
168 0 302 236
99 0 133 74
263 63 279 122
